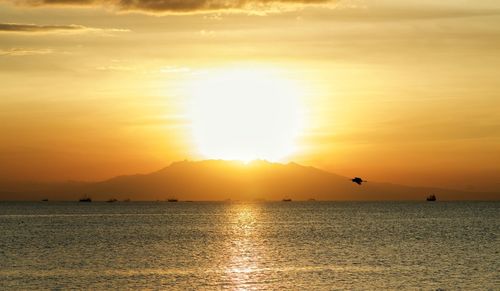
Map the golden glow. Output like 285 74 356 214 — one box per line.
1 1 499 193
188 67 303 162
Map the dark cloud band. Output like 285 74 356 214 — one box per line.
8 0 335 13
0 23 129 33
0 23 87 32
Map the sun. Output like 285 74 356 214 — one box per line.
188 67 303 162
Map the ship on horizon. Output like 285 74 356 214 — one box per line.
426 194 437 201
79 195 92 202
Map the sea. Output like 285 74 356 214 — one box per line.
0 201 498 290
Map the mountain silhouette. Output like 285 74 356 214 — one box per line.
0 160 497 201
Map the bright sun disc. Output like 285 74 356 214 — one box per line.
189 67 303 162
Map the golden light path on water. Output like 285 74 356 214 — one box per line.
224 203 263 288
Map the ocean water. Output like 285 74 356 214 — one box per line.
0 201 498 290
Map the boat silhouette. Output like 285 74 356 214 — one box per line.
167 198 178 202
79 195 92 202
282 198 292 202
106 198 118 203
426 194 437 201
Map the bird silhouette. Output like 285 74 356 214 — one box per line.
351 177 365 185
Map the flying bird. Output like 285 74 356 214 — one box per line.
351 177 365 185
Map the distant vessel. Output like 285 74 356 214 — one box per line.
106 198 118 203
282 198 292 202
79 195 92 202
167 198 178 202
41 199 48 202
426 194 437 201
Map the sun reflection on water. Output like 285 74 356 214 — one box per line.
224 203 265 288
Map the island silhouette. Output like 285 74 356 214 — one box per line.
0 160 497 201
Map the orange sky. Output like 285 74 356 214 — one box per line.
0 0 499 192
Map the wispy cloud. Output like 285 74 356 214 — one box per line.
0 23 88 33
160 66 191 74
124 115 189 128
96 65 135 71
0 23 129 34
0 47 54 56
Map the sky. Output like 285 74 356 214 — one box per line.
1 0 499 192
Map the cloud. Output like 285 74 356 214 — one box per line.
0 23 129 34
159 66 191 74
3 0 500 16
96 65 134 71
124 115 188 128
0 23 88 32
7 0 336 14
0 47 54 56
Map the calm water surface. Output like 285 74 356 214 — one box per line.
0 201 498 290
